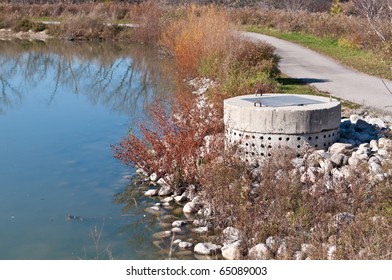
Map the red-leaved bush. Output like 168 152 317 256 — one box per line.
113 91 224 189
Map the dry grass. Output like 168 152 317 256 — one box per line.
161 5 236 77
198 147 392 259
232 7 392 58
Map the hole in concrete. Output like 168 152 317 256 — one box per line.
261 153 265 156
251 152 255 156
245 135 249 139
316 136 319 140
328 134 331 138
268 137 272 140
323 143 326 146
308 136 312 140
324 135 326 138
252 143 255 147
297 145 300 148
297 137 301 141
246 143 249 146
279 137 282 141
260 136 264 140
286 137 290 141
239 133 242 137
268 145 272 149
234 132 237 136
252 135 255 139
268 153 271 157
315 144 318 148
261 144 265 148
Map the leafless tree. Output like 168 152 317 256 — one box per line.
353 0 392 43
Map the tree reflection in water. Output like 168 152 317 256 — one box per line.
0 39 176 115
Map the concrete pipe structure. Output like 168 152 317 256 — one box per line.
224 93 341 158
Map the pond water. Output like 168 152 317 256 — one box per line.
0 40 183 259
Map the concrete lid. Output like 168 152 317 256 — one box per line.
224 94 341 134
224 94 339 110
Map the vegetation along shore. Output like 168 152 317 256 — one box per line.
2 0 391 259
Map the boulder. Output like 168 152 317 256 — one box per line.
330 153 345 167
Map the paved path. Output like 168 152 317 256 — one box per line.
243 32 392 113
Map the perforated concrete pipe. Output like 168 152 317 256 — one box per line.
224 94 341 159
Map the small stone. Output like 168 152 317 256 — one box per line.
294 250 306 260
172 220 187 227
350 114 360 124
192 227 209 234
161 196 174 203
332 212 355 230
330 153 345 167
136 168 148 177
369 118 386 128
248 243 270 260
149 173 158 182
301 243 315 255
265 236 282 253
173 239 182 245
152 230 172 239
193 219 208 227
222 241 241 260
158 185 173 196
178 241 193 249
276 241 288 259
329 143 353 155
377 149 388 157
370 140 379 152
144 189 159 196
222 227 241 245
174 195 187 203
183 202 199 214
369 162 383 174
300 168 317 184
148 206 160 211
172 227 183 233
327 245 337 260
194 242 221 255
157 178 171 188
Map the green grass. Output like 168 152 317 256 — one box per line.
33 17 62 22
277 75 360 109
246 26 392 80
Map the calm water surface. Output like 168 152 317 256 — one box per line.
0 40 177 259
